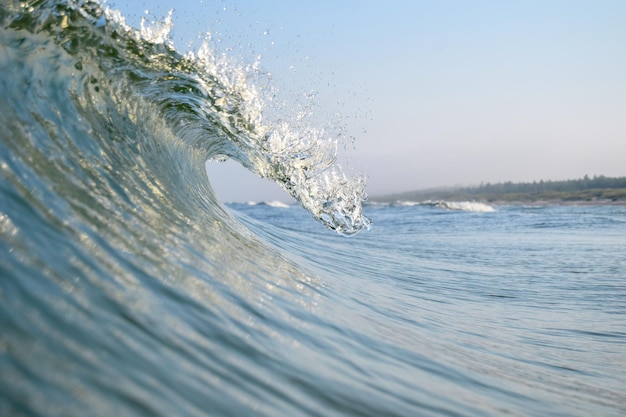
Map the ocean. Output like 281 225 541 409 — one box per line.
1 1 625 416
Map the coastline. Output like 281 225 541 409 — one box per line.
369 198 626 207
371 189 626 207
487 199 626 207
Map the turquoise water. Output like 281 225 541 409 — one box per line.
1 1 625 416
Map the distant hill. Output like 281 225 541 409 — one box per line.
373 175 626 204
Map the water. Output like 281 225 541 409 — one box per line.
1 1 625 416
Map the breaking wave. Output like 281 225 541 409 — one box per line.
0 0 369 236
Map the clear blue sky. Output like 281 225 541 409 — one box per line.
110 0 626 202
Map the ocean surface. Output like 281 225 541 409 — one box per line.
1 1 625 416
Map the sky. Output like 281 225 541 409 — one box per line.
110 0 626 202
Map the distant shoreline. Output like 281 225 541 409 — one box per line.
372 191 626 204
370 196 626 206
371 176 626 206
486 198 626 207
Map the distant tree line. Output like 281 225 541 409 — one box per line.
375 175 626 202
465 175 626 195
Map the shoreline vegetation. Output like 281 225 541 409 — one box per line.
373 175 626 205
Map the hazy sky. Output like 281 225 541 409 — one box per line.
111 0 626 202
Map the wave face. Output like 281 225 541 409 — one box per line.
0 0 367 414
3 2 626 417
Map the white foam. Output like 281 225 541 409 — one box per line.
436 201 495 213
264 201 291 208
140 10 174 46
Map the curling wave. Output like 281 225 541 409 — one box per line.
0 0 369 236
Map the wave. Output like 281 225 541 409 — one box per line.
427 200 496 212
4 3 625 417
0 1 366 413
241 200 292 208
370 200 496 212
0 0 369 236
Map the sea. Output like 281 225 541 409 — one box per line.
1 1 625 416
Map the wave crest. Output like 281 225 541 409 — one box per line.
187 36 371 235
2 0 370 235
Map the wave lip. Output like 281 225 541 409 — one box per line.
173 10 371 235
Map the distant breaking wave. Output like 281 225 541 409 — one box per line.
427 200 496 212
370 200 496 213
244 201 292 208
